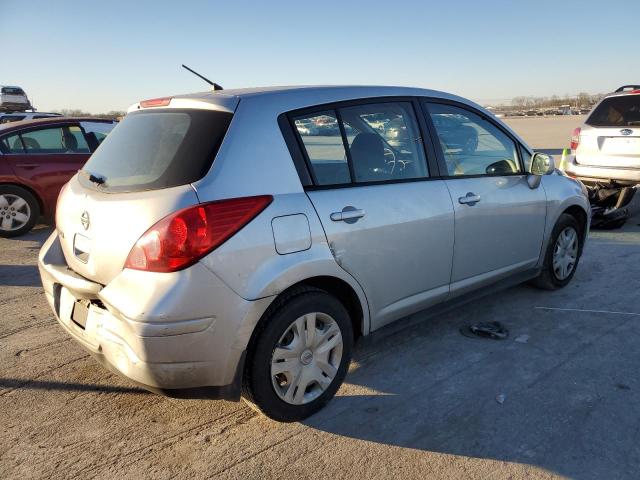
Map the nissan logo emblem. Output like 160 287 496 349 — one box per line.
80 211 90 230
621 129 633 136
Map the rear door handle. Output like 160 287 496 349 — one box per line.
458 192 481 206
330 207 365 223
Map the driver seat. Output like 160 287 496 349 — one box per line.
350 133 387 182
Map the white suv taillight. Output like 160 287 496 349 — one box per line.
570 127 581 151
125 195 272 273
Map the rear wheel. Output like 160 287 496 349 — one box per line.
0 185 39 238
531 213 582 290
242 287 353 422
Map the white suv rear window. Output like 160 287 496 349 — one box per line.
587 95 640 127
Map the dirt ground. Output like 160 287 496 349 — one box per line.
2 116 640 480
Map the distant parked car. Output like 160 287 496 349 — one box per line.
565 85 640 186
0 112 62 124
0 86 32 112
0 117 115 236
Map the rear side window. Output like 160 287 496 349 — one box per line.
293 101 428 186
587 95 640 127
80 109 232 192
0 133 25 153
294 112 350 186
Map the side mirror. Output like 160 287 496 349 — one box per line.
530 152 555 175
527 152 555 189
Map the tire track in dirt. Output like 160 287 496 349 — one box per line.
64 407 252 480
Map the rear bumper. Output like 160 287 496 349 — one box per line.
38 230 274 399
565 155 640 185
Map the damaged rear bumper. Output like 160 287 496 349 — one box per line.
38 230 273 400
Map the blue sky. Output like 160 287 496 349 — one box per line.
2 0 637 113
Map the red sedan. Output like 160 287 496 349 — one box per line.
0 117 115 236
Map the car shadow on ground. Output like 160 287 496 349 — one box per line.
302 225 640 479
7 223 52 245
0 265 41 287
0 378 150 395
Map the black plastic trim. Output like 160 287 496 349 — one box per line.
277 113 313 187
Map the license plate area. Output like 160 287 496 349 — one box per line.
71 300 90 330
601 137 640 155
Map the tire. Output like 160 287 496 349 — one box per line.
531 213 582 290
0 185 39 238
242 287 354 422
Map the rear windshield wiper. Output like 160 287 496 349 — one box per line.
81 170 106 186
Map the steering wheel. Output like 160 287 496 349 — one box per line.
384 147 397 173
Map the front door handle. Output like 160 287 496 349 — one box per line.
330 207 365 223
458 192 481 206
15 163 41 169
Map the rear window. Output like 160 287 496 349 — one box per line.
586 95 640 127
1 87 25 95
80 109 232 192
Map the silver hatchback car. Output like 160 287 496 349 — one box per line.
39 86 590 421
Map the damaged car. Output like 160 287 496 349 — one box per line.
39 86 590 422
565 85 640 227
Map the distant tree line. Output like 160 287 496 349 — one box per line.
509 92 604 110
52 109 126 120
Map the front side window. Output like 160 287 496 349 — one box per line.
81 121 115 150
426 103 521 176
293 101 428 186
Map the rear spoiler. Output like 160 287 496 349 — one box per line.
614 85 640 93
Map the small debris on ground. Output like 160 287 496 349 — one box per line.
514 334 529 344
496 394 506 404
460 321 509 340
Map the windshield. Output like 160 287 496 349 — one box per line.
586 95 640 127
80 109 232 192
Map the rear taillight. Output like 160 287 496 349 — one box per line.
570 127 581 151
125 195 273 273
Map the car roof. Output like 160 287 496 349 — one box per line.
0 116 115 133
174 84 467 102
133 85 480 116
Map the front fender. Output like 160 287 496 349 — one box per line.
538 174 591 266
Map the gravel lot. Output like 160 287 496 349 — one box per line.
2 116 640 480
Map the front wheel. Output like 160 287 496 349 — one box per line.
531 213 582 290
242 288 353 422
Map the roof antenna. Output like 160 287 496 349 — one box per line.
181 64 223 91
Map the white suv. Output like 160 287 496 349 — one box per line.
565 85 640 185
